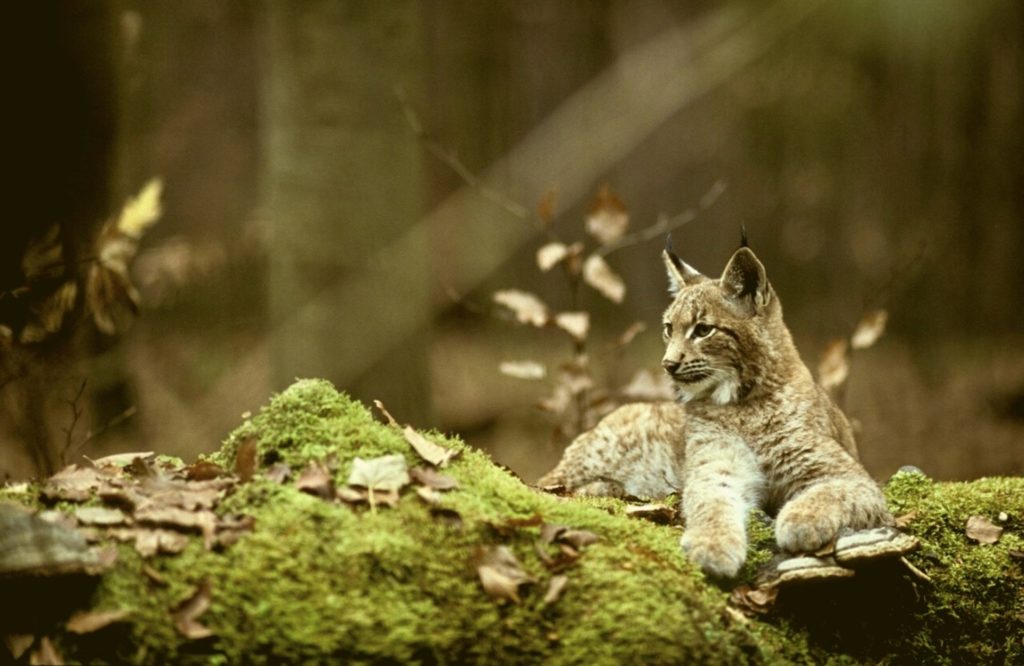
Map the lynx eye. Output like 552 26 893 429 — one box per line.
690 323 714 339
663 322 673 338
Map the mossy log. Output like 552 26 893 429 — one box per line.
2 379 1022 664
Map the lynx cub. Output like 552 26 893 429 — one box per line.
539 243 893 578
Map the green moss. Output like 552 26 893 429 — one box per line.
31 380 1024 664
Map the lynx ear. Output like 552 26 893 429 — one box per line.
720 247 771 312
663 243 704 296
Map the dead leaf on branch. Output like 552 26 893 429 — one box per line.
619 369 675 402
475 545 536 604
402 427 457 467
537 188 558 227
554 312 590 342
493 289 549 327
116 178 163 238
66 609 131 635
22 225 63 281
20 281 78 344
851 309 888 350
559 359 594 396
609 321 646 350
537 242 568 272
585 184 629 245
499 360 546 380
582 254 626 304
818 338 849 392
965 515 1003 544
172 578 214 640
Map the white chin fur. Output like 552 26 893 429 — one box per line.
675 372 740 405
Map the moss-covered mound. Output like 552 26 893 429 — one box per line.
2 379 1022 664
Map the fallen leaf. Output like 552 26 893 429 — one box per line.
585 184 629 245
493 289 549 327
582 255 625 303
234 436 259 483
475 546 535 604
850 309 888 350
66 609 131 634
416 486 441 505
609 321 646 350
172 579 214 640
728 584 778 616
295 463 335 500
965 515 1003 544
409 467 459 490
264 462 291 484
625 503 678 524
402 428 457 467
74 506 127 527
30 635 64 666
542 574 569 605
894 512 918 529
185 460 226 481
818 338 849 391
348 455 410 492
499 360 546 380
554 312 590 342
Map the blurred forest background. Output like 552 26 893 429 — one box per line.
4 0 1022 484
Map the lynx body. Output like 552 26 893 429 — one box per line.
539 245 892 578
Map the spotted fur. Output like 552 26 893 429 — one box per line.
539 245 892 579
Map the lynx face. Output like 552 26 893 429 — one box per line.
661 245 783 405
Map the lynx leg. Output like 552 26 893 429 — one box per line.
680 436 764 579
775 475 892 554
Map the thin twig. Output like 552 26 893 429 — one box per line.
899 555 933 583
597 179 727 258
396 85 531 222
60 379 88 466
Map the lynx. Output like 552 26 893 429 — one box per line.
539 242 893 578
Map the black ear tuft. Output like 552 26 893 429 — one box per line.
665 233 674 254
739 225 749 249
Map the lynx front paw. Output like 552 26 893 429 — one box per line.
680 530 746 579
775 502 843 554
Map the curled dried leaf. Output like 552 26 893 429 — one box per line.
851 309 888 350
475 546 535 604
585 185 629 245
66 609 131 635
542 574 569 605
403 428 456 467
296 463 335 499
728 584 778 616
582 255 625 303
493 289 549 327
172 578 214 640
499 360 546 380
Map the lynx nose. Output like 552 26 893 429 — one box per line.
662 358 681 375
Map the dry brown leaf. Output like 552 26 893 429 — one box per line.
184 460 226 481
4 633 34 660
894 511 918 529
554 312 590 342
965 515 1003 544
20 281 78 344
409 466 459 491
499 360 546 380
585 184 629 245
475 546 535 604
582 255 626 303
22 225 63 280
172 579 214 640
403 428 457 467
86 260 140 336
537 385 572 415
851 309 888 350
30 636 64 666
728 584 778 616
234 436 259 483
559 360 594 396
295 463 335 500
117 178 163 238
542 574 569 605
818 338 850 391
609 321 646 350
66 609 131 634
493 289 549 327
